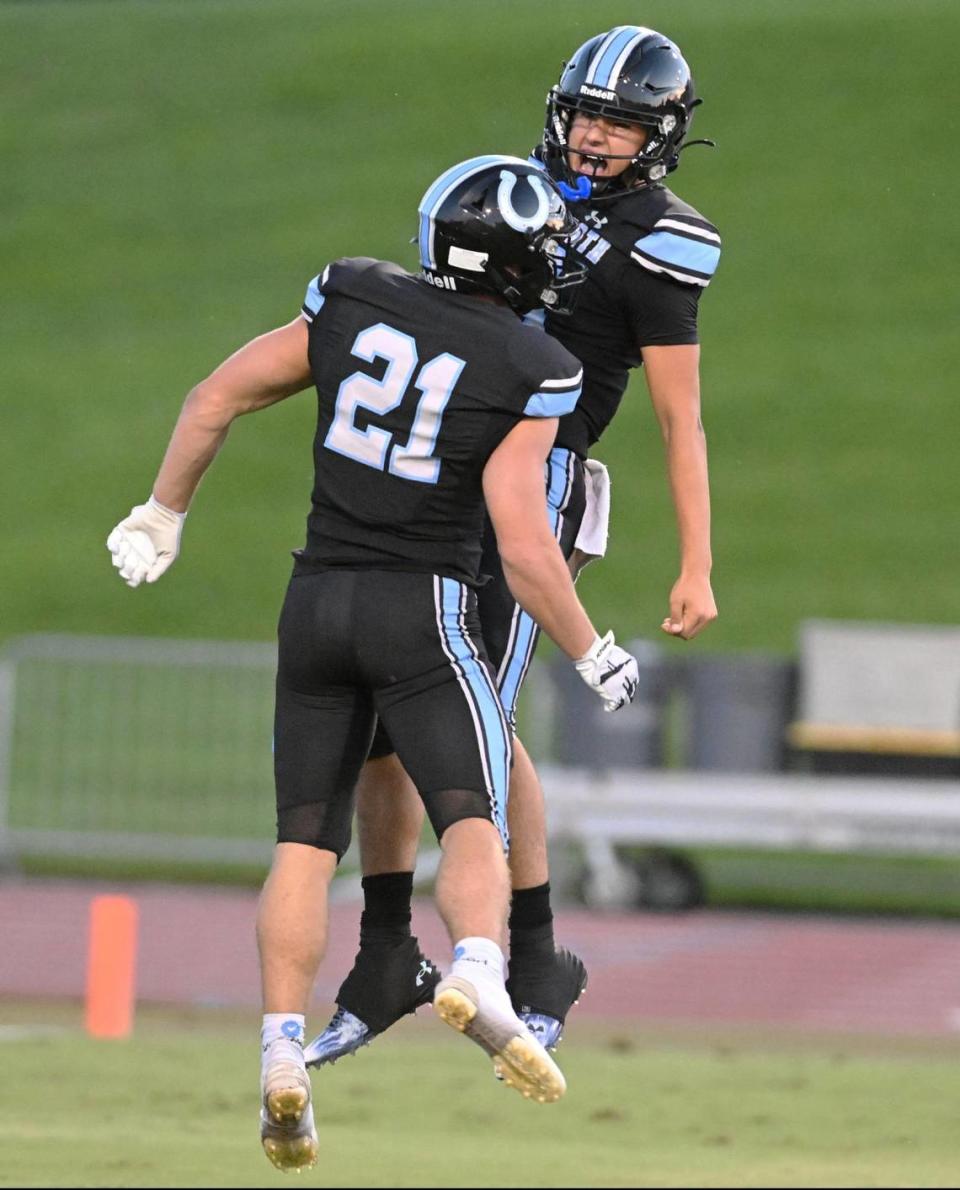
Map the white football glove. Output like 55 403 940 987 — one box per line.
573 631 639 713
106 495 185 588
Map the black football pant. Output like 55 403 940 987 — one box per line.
274 569 512 858
368 446 586 757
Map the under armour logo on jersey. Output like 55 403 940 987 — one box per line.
497 169 551 233
415 960 434 988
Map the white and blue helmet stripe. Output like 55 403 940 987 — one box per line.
584 25 656 89
417 154 543 271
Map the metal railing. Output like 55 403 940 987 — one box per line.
3 633 959 909
1 634 279 866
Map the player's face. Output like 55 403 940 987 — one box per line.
567 112 648 179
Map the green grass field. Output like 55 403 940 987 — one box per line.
2 1003 959 1188
3 21 958 1187
3 0 959 655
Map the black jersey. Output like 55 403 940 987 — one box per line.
534 169 720 457
297 258 583 585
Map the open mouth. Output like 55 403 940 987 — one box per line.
575 152 611 177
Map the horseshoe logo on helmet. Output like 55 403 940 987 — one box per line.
497 170 552 233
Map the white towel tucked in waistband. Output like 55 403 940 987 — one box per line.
574 458 611 560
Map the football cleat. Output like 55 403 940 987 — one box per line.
303 1006 371 1066
304 937 439 1068
260 1040 318 1172
434 973 566 1104
519 1011 567 1052
507 946 588 1051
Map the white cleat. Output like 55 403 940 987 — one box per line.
260 1040 318 1172
433 974 566 1104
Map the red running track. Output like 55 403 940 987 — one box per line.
2 878 960 1037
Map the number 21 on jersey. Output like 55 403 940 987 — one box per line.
324 322 465 485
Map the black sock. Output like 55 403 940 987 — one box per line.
509 882 555 956
359 872 413 943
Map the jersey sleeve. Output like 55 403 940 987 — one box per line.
475 333 583 470
621 214 721 347
519 338 584 418
631 214 721 288
300 264 331 323
300 258 383 322
620 265 702 347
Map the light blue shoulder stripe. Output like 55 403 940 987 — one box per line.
302 275 325 318
524 385 581 417
634 231 720 277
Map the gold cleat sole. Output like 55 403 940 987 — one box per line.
493 1036 567 1103
434 985 479 1033
262 1130 318 1173
434 981 566 1104
265 1084 309 1126
261 1085 316 1172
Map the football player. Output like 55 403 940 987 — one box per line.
106 156 640 1171
308 26 721 1066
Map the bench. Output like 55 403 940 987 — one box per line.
786 619 960 761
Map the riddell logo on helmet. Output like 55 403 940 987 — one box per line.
424 272 457 290
579 84 617 101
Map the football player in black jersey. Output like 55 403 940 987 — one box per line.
107 156 641 1171
308 26 721 1066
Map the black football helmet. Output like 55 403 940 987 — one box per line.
542 26 701 199
417 155 586 315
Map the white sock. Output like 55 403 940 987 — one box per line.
261 1012 306 1052
450 936 506 986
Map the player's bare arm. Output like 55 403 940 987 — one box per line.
107 318 311 587
642 341 718 641
482 417 596 660
153 317 312 512
483 414 638 710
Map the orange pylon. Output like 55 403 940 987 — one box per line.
85 895 138 1038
